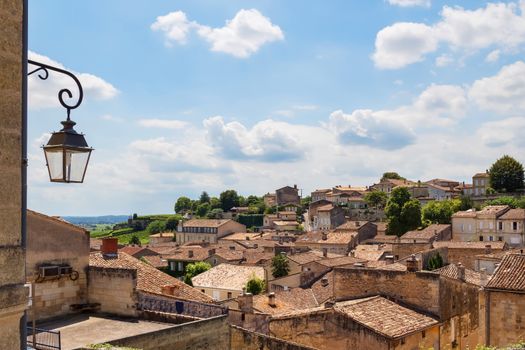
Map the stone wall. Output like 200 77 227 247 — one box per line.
391 242 433 260
136 291 227 318
487 291 525 348
230 325 316 350
446 247 503 271
0 0 27 348
88 267 138 317
95 315 230 350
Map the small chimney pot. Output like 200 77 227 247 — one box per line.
268 292 276 307
188 250 194 258
101 238 118 256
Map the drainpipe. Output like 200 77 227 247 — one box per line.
21 0 28 349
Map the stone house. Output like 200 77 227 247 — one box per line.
276 185 300 206
400 224 452 244
452 205 517 244
314 204 345 230
191 264 265 301
273 221 298 232
26 210 90 321
484 253 525 348
176 219 246 244
89 238 216 317
165 246 212 276
263 193 277 207
432 241 507 270
268 296 440 350
311 189 331 202
472 172 490 196
149 232 175 246
370 178 416 195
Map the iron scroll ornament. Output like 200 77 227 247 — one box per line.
27 59 84 120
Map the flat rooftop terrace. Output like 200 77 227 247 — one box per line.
30 314 176 350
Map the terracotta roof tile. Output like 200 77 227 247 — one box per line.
433 241 507 250
401 224 450 240
252 289 319 315
165 247 211 261
183 219 231 228
486 254 525 291
499 209 525 220
191 264 264 291
89 252 212 303
334 296 438 338
434 263 484 286
311 272 334 304
142 255 168 269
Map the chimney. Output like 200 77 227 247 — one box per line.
322 248 328 257
101 238 118 256
385 255 395 264
238 292 253 313
457 263 465 281
406 254 419 272
253 243 258 249
208 248 216 257
321 277 329 287
485 244 492 254
161 285 175 296
188 250 194 258
480 268 488 286
268 292 276 307
294 184 297 189
322 232 328 241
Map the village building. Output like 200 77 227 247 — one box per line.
176 219 246 244
432 241 508 270
484 253 525 347
370 178 416 195
276 185 300 206
148 232 175 246
472 172 490 196
400 224 451 244
313 204 345 230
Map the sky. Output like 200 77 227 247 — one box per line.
27 0 525 216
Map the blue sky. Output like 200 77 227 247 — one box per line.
27 0 525 215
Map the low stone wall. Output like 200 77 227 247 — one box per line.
137 292 227 318
230 325 317 350
88 315 230 350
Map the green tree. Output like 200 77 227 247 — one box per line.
246 195 260 206
184 261 211 286
422 199 461 225
165 216 180 231
364 190 388 209
175 196 192 213
196 202 211 217
128 234 140 245
245 275 265 295
199 191 210 203
207 208 224 219
489 155 525 192
146 220 166 234
219 190 240 211
459 195 474 211
301 196 312 208
385 187 422 236
132 213 138 220
427 252 444 270
271 254 290 278
209 197 221 209
381 172 405 181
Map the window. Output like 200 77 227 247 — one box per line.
489 236 494 242
498 222 503 230
422 331 426 338
513 222 518 231
241 313 245 321
498 236 503 242
489 222 493 230
201 289 205 293
461 224 464 232
479 236 484 241
178 262 183 271
468 224 472 232
479 222 483 229
227 292 232 299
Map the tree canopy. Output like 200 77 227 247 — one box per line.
184 261 211 286
381 172 405 181
219 190 240 211
146 220 166 234
174 196 192 213
271 254 290 278
385 187 421 236
364 190 388 209
199 191 210 203
128 234 140 245
245 275 265 295
484 196 525 209
489 155 524 192
422 199 461 225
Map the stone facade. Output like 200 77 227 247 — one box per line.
0 0 27 348
88 267 138 317
27 211 90 321
276 185 300 206
485 290 525 347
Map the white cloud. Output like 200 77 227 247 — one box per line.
373 1 525 69
469 61 525 114
387 0 431 7
485 49 500 63
100 114 124 123
152 9 283 58
372 23 438 69
150 11 195 46
435 54 453 67
476 117 525 147
138 118 188 129
204 116 306 161
28 51 119 110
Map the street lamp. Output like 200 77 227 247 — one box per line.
28 59 93 183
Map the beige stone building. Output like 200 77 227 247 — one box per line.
452 205 524 246
176 219 246 244
472 172 490 196
312 204 345 230
26 210 90 321
484 253 525 347
0 2 28 348
191 263 265 301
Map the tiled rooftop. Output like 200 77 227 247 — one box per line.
334 296 438 338
182 219 231 228
141 254 168 269
191 263 265 291
433 241 506 250
165 246 211 261
401 224 450 240
486 254 525 291
252 288 319 315
89 252 212 303
335 221 368 231
499 208 525 220
434 263 484 286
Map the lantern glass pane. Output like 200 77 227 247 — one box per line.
44 148 64 181
64 149 91 182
